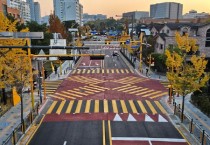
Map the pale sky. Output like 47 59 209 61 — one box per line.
35 0 210 18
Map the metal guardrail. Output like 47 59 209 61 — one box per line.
174 102 210 145
2 103 39 145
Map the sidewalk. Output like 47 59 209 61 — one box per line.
0 60 72 145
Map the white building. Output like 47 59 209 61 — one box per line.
150 2 183 19
53 0 83 25
26 0 35 21
183 10 210 19
79 3 83 26
34 2 41 24
7 0 31 22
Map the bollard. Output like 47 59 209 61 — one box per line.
12 130 16 145
190 119 193 133
174 102 176 115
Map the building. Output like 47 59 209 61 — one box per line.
79 3 83 26
122 11 149 20
41 15 49 25
34 2 41 24
83 13 107 23
150 2 183 19
183 10 210 19
0 0 7 15
53 0 83 25
26 0 35 21
150 22 210 57
7 0 31 22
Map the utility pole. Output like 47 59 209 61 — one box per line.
139 32 143 72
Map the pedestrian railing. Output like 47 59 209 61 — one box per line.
2 103 39 145
174 102 210 145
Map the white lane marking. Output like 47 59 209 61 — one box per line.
89 60 92 66
63 141 67 145
111 137 186 142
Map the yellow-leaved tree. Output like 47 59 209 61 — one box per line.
0 12 30 105
165 32 209 122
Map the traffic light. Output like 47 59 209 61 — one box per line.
120 42 125 45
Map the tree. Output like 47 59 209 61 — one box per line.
0 13 31 104
25 21 52 54
165 32 209 122
48 14 68 39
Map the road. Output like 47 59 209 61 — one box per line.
28 43 188 145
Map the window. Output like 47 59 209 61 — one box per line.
160 44 163 49
205 29 210 47
167 29 169 34
161 30 164 33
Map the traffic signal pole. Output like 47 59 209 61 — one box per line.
139 33 143 72
27 39 35 110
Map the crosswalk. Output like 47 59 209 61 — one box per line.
46 100 167 115
41 80 63 94
111 76 149 84
112 84 168 99
71 68 134 74
68 76 106 85
160 81 170 89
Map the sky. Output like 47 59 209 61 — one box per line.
35 0 210 18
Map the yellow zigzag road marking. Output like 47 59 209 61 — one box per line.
128 88 148 94
55 92 76 99
49 94 65 101
56 101 66 114
62 91 83 98
150 92 168 99
142 91 162 97
112 84 131 90
136 90 154 95
47 101 57 114
66 100 74 113
121 87 141 93
68 89 89 96
146 100 157 114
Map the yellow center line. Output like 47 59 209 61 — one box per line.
85 100 91 113
120 100 128 113
154 101 167 114
104 100 109 113
102 120 106 145
94 100 99 113
129 100 138 113
75 100 83 113
146 100 157 114
66 100 74 113
46 101 57 114
108 120 113 145
137 100 147 113
142 91 162 97
56 101 66 114
112 100 118 113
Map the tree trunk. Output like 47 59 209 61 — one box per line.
181 95 185 122
2 88 7 105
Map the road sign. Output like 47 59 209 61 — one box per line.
0 32 44 39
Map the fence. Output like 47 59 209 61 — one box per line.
2 103 39 145
174 102 210 145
